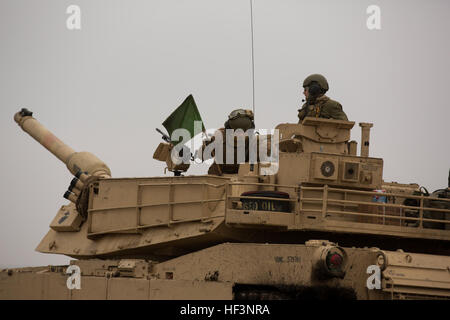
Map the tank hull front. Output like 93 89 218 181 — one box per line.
2 242 450 300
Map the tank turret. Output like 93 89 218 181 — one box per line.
10 109 450 261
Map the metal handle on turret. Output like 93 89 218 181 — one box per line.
359 122 373 157
14 108 111 178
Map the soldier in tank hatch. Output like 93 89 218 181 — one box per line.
298 74 348 122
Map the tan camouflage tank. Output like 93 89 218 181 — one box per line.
1 108 449 300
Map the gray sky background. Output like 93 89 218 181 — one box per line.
0 0 449 267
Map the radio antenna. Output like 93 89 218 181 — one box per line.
250 0 256 118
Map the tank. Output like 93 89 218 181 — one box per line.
1 108 449 300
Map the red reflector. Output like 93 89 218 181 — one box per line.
329 254 343 267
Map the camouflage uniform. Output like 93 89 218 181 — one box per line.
298 95 348 122
206 127 248 175
201 109 255 176
299 74 348 122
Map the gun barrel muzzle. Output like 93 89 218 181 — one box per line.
14 109 75 163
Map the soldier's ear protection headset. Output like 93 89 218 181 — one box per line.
306 81 324 97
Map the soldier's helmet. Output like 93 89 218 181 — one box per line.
303 74 329 93
224 109 255 131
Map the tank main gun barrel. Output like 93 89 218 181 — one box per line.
14 108 111 178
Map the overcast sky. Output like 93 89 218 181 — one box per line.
0 0 449 267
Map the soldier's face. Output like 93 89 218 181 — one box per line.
303 87 309 99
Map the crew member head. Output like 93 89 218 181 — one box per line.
303 74 329 101
224 109 255 131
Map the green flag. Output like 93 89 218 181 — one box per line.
163 94 205 143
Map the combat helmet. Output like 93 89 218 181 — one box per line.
224 109 255 131
303 74 329 93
